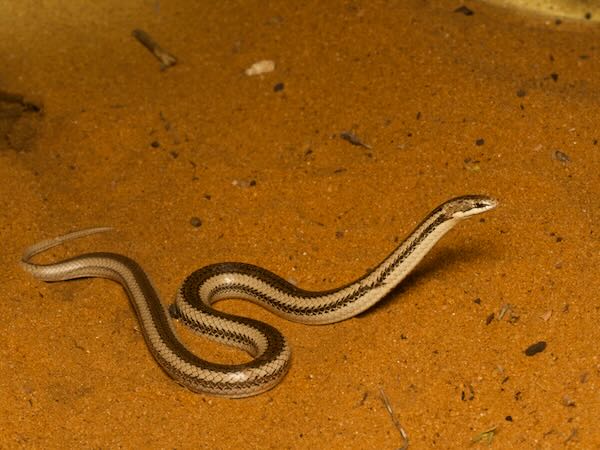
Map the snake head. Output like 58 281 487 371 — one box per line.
443 195 498 219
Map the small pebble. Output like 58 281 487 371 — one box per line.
245 60 275 76
232 179 257 188
561 394 576 407
168 303 180 318
190 217 202 228
524 341 547 356
454 5 473 15
553 149 570 163
463 157 480 172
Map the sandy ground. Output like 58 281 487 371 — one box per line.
489 0 600 20
1 1 599 448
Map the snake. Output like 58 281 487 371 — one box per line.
21 195 497 398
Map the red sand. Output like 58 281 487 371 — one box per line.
1 1 598 448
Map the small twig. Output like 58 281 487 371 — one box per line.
132 29 177 69
564 428 578 444
379 388 409 450
471 426 497 445
340 131 372 149
0 89 42 112
498 303 511 320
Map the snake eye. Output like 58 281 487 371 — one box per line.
474 198 498 213
448 196 496 218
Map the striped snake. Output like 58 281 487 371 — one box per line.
21 195 496 397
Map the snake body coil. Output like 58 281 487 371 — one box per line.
21 195 496 397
